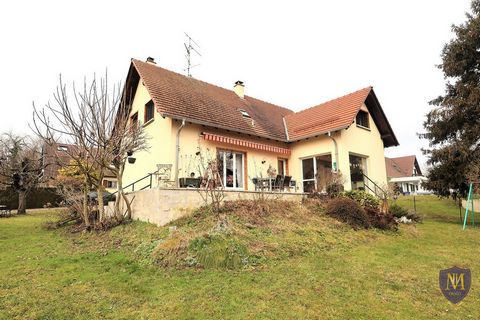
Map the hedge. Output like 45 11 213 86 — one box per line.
0 187 63 209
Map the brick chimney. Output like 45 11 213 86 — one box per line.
234 80 244 99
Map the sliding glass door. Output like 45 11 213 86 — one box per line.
301 154 332 193
217 150 244 189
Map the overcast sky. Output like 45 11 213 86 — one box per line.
0 0 472 169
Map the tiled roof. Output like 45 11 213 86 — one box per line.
128 59 398 146
132 59 293 141
284 87 372 141
385 155 421 178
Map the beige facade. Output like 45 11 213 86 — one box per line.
122 80 389 193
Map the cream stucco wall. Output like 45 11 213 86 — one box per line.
337 104 388 190
123 81 174 189
172 122 291 191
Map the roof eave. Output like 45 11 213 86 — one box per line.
163 112 289 143
287 125 349 142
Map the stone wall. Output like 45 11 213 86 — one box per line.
106 188 306 226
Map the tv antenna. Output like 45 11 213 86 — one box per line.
183 32 201 77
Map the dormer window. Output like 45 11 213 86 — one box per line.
239 109 251 118
356 110 369 129
57 146 68 152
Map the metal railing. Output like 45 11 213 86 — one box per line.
109 172 155 197
362 173 387 200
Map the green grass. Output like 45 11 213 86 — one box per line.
1 196 480 319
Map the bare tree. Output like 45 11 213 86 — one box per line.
32 72 148 227
0 133 43 213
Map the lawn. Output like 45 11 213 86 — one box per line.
1 196 480 319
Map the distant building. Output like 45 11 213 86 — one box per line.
385 155 428 194
41 143 117 193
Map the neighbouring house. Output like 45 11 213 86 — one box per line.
120 57 399 194
41 143 118 193
385 155 428 194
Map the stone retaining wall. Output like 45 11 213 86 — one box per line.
106 188 306 226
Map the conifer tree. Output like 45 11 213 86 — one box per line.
422 0 480 197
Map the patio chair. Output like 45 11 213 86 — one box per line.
156 164 175 188
272 175 284 191
282 176 292 192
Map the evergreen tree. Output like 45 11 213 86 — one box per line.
422 0 480 197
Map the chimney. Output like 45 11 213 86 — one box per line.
234 80 244 99
146 57 156 65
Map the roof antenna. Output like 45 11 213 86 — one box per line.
183 32 201 77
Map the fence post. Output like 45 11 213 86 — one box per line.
149 174 152 189
413 195 416 214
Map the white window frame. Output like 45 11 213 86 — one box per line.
219 150 245 190
300 153 332 192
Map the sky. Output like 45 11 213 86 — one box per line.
0 0 473 170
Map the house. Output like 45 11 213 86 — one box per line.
41 143 118 193
121 57 399 194
385 155 428 194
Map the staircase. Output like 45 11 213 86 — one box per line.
110 172 156 198
362 173 387 200
362 173 389 212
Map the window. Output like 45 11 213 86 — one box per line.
144 100 154 123
301 154 332 193
217 150 244 189
239 109 251 118
356 110 369 128
102 179 117 188
57 145 68 152
130 112 138 130
349 154 367 190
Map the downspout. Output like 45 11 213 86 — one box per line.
174 119 186 187
327 131 339 172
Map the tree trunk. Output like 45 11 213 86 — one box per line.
83 187 90 228
114 163 124 220
121 191 133 220
97 185 105 223
17 190 27 214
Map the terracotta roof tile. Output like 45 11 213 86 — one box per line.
132 59 293 141
285 87 372 140
385 155 421 178
128 59 397 146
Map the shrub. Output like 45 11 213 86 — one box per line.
342 190 380 210
326 182 344 198
188 234 249 269
325 197 371 229
365 207 398 230
389 203 409 218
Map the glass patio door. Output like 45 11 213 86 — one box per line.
217 150 244 189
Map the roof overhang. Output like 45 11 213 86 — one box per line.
364 90 399 147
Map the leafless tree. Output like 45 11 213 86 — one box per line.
0 133 43 213
32 72 148 227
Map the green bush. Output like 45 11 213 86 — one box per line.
342 190 380 210
0 187 63 209
325 197 371 229
389 203 409 218
326 182 344 198
189 234 249 269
